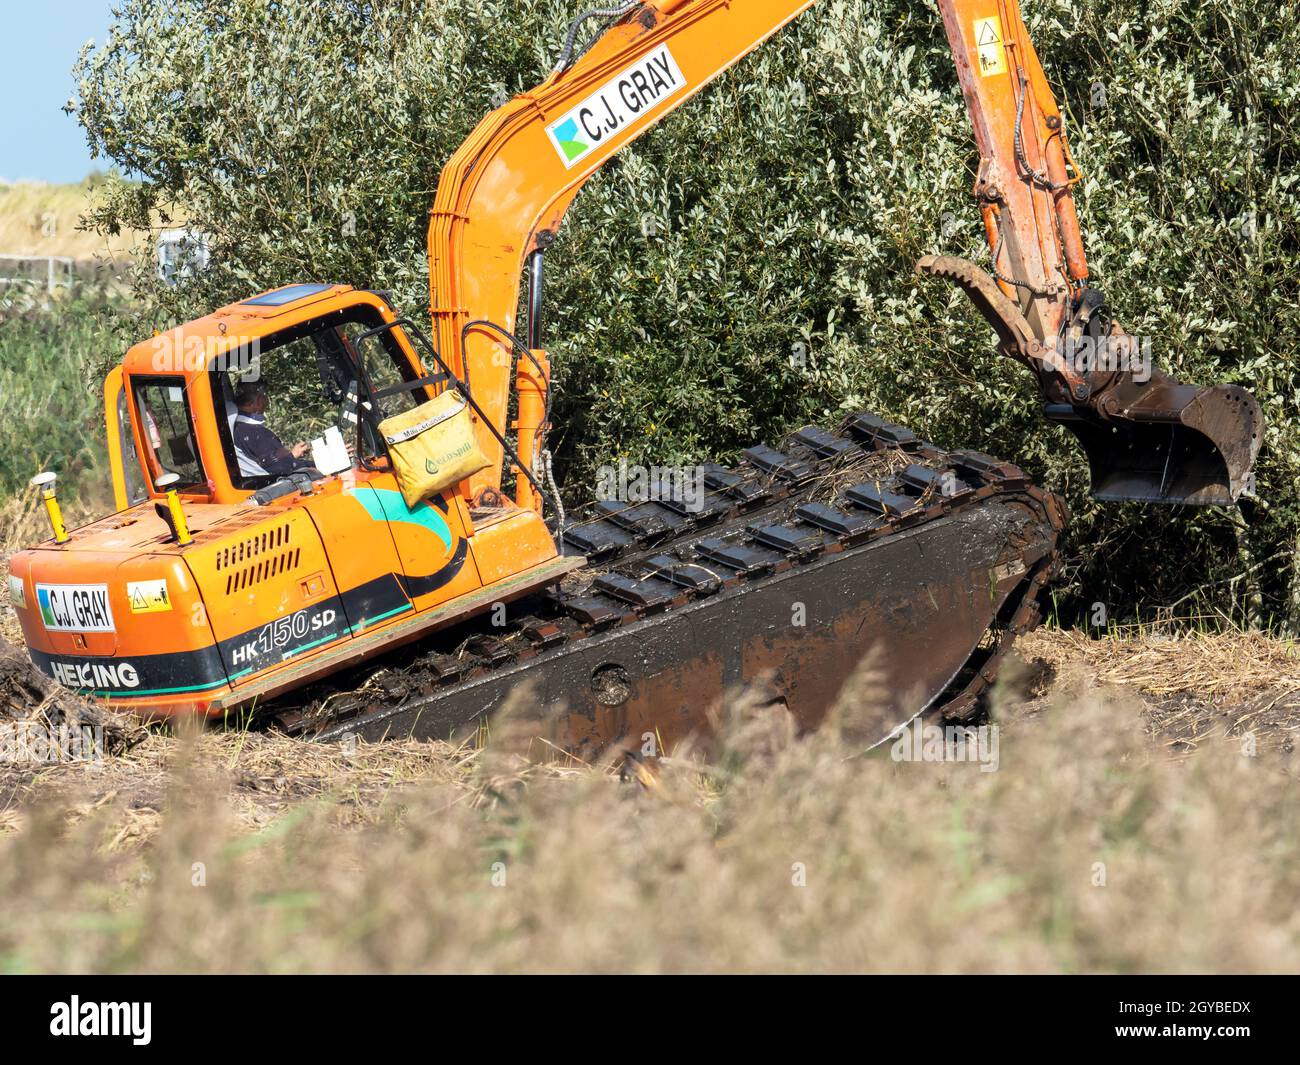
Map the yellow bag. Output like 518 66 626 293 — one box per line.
379 390 491 507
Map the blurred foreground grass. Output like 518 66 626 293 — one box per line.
1 631 1296 975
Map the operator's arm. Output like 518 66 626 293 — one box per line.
235 420 307 475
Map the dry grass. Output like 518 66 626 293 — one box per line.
1024 628 1300 701
1022 628 1300 756
0 181 138 261
0 628 1297 974
0 489 75 557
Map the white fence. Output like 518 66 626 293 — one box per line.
0 235 207 296
0 254 76 296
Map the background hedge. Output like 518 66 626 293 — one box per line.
72 0 1300 628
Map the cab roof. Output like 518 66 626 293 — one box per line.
121 282 358 377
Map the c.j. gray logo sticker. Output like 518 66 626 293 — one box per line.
546 44 687 169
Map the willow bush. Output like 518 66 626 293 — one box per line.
72 0 1300 627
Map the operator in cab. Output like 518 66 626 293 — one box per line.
232 380 313 477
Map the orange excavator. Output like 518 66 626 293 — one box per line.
8 1 1260 753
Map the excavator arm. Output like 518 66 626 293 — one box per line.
429 0 820 503
918 0 1262 504
428 0 1261 508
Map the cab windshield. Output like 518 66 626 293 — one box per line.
211 307 436 491
132 376 206 491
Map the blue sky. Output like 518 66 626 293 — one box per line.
0 2 114 183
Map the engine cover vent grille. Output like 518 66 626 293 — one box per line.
225 547 301 595
216 524 299 594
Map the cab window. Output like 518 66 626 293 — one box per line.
131 378 205 490
116 389 149 506
212 306 438 490
345 320 430 421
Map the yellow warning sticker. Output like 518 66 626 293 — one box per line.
974 16 1007 78
127 579 172 614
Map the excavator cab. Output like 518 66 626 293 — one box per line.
10 283 572 717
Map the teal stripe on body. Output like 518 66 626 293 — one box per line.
350 487 453 551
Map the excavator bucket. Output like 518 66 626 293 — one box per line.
1045 376 1262 506
917 255 1263 507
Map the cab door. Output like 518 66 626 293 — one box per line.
341 319 485 614
299 482 419 637
104 367 149 512
360 476 482 612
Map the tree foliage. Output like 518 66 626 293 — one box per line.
73 0 1300 626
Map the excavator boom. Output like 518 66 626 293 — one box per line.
432 0 1260 507
429 0 819 495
